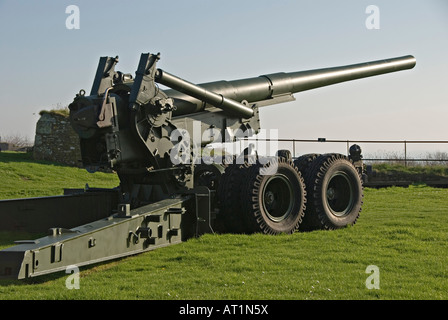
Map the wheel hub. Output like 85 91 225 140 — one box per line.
262 174 294 222
327 187 336 200
325 171 354 217
264 191 275 205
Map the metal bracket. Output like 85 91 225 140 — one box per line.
90 56 119 96
129 53 160 109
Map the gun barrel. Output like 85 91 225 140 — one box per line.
166 55 416 116
264 55 416 94
156 69 254 118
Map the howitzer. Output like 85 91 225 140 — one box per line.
0 53 415 279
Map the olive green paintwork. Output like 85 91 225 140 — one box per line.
0 53 416 279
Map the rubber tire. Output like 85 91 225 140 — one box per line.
241 157 306 235
294 154 321 230
275 149 292 161
217 163 252 233
304 153 363 230
294 153 320 173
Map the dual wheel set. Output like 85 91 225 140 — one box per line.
214 152 364 235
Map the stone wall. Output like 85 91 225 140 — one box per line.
0 142 17 151
33 112 82 167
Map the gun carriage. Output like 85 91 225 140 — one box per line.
0 53 416 279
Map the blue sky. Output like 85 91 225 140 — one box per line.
0 0 447 156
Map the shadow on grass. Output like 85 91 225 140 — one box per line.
0 232 46 248
0 271 65 287
0 257 127 288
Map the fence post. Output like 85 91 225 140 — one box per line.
292 139 296 158
404 140 407 167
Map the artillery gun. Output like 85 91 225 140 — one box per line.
0 53 416 279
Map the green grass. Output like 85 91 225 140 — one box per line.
0 151 119 199
39 108 70 117
0 153 447 300
372 162 448 177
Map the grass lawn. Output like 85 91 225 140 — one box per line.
0 151 119 199
0 152 447 300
